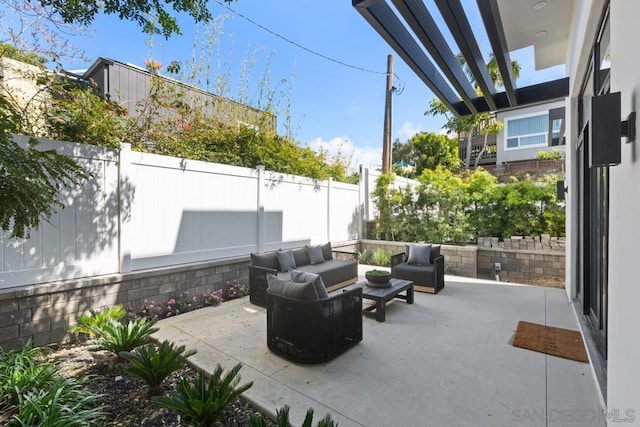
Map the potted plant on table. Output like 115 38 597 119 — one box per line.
365 269 391 288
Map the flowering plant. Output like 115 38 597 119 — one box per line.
224 280 249 300
202 289 224 307
165 292 198 317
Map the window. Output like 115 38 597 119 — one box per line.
505 113 549 149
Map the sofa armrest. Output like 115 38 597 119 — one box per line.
391 252 406 268
249 264 277 307
331 250 358 263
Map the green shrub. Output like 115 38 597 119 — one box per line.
371 248 391 267
535 148 564 160
152 363 253 426
248 405 336 427
69 304 126 337
88 318 158 356
0 341 105 426
358 249 372 264
10 376 105 426
118 340 197 397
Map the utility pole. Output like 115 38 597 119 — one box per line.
382 54 394 173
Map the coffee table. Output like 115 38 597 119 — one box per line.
346 278 414 322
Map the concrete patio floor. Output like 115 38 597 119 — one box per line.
154 269 605 426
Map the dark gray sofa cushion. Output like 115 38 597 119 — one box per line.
306 245 325 265
292 247 310 267
267 274 319 300
295 260 356 287
290 269 329 299
276 249 296 272
393 262 436 286
251 252 279 270
321 242 333 260
407 244 432 265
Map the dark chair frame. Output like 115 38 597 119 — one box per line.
266 287 363 363
391 252 445 294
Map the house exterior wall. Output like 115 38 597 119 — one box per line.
496 99 566 165
606 0 640 419
565 0 640 419
84 59 276 132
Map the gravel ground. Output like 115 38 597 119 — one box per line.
43 344 274 426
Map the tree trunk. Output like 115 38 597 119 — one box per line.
465 133 472 167
474 133 489 168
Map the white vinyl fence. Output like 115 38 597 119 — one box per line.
1 137 366 289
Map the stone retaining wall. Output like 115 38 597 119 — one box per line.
359 240 565 285
0 258 248 351
477 235 566 251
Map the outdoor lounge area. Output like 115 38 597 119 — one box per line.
154 267 605 426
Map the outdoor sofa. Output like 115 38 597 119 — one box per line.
249 242 358 307
391 244 445 294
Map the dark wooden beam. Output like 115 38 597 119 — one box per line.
353 0 470 114
434 0 497 111
476 0 518 107
391 0 478 114
452 78 569 115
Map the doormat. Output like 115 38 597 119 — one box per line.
512 321 589 363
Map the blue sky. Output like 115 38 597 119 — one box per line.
60 0 565 170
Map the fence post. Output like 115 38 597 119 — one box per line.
118 143 132 273
256 166 265 253
327 178 332 242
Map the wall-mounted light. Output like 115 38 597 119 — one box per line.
589 92 636 168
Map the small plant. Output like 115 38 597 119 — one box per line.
248 405 337 427
88 318 158 356
358 249 372 264
70 304 126 337
0 341 105 426
152 363 253 426
367 269 390 276
118 340 197 397
224 280 249 300
165 292 198 317
131 300 164 321
535 148 565 160
371 248 391 267
202 289 224 307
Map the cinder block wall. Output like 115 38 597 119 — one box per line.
477 248 565 284
0 258 248 351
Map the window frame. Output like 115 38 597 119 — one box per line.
504 111 550 151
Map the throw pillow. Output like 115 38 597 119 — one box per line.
266 274 319 300
290 269 329 299
430 245 441 264
305 245 325 265
275 249 296 272
407 244 432 266
321 242 333 260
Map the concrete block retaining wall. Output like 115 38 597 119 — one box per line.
0 258 248 351
359 239 565 285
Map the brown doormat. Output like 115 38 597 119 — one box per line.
512 321 589 363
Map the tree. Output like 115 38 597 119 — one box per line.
0 97 85 238
36 0 234 38
410 131 460 174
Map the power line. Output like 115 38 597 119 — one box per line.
213 0 405 87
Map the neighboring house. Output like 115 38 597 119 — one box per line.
80 57 276 132
356 0 639 418
459 99 566 167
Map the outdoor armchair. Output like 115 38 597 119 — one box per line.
266 287 363 363
391 244 445 294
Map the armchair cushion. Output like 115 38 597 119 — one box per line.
305 245 325 265
290 269 329 299
276 249 297 272
321 242 333 260
407 243 432 266
267 274 318 300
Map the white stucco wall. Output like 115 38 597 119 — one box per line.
496 99 566 164
607 0 640 421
